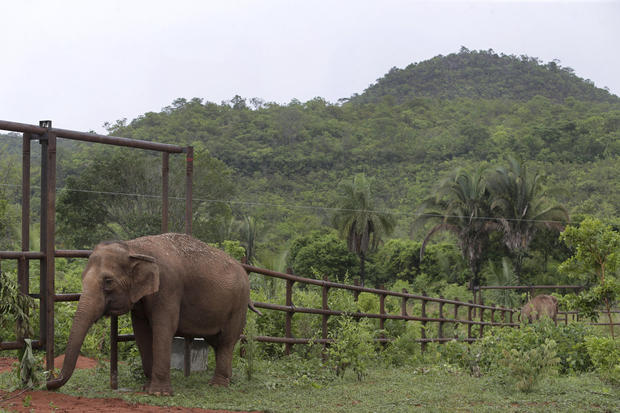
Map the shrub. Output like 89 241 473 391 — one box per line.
499 338 560 392
382 321 423 367
584 335 620 384
327 316 375 380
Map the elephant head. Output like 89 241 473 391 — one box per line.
47 241 159 390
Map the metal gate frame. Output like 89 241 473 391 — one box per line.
0 119 193 388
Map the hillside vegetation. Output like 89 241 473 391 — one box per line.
1 48 619 289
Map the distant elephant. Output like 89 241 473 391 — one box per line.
47 233 259 394
521 294 558 323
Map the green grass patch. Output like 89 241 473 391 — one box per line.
1 357 618 413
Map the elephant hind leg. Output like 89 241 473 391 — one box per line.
208 339 235 387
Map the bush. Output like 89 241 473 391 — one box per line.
499 338 560 392
381 321 423 367
444 320 593 389
327 316 376 380
584 335 620 384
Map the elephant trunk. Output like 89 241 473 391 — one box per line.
47 293 104 390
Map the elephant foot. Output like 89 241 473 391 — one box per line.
143 382 173 396
209 375 230 387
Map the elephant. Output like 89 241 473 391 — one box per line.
521 294 558 323
47 233 259 394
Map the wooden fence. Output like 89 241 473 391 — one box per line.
241 264 519 353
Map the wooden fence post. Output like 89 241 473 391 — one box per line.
285 272 294 356
438 295 445 342
379 286 386 348
322 275 329 360
421 293 427 352
467 301 473 341
401 289 408 317
479 306 485 338
453 297 460 340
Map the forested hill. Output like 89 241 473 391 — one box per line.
350 48 619 104
2 48 619 259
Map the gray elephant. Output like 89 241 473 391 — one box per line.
521 294 558 323
47 233 258 394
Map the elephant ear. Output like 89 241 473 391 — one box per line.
129 254 160 304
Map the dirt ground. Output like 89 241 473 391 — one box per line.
0 357 259 413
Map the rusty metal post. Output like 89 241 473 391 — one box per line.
17 133 32 342
184 337 193 377
184 146 193 235
182 146 194 371
322 275 329 360
467 301 473 340
285 272 294 355
39 130 48 349
39 121 57 372
438 296 444 341
110 316 118 389
420 293 427 352
162 152 169 233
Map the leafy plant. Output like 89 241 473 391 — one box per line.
326 316 375 380
560 217 620 337
242 313 259 380
0 270 35 341
584 335 620 384
500 338 560 392
17 338 44 388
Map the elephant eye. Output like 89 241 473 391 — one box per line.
103 277 114 292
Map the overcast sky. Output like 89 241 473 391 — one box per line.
2 0 619 134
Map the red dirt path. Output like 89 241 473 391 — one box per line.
0 357 260 413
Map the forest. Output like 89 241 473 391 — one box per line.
1 48 619 296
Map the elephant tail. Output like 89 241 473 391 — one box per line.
248 301 263 316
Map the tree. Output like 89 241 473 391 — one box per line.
286 231 358 282
57 143 236 248
332 174 396 285
487 157 569 280
559 217 620 338
417 166 493 288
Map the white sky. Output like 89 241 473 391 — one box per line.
1 0 619 134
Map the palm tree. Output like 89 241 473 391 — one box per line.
484 258 520 308
487 157 569 280
332 174 396 286
240 215 259 265
417 166 493 289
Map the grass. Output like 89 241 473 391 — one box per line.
1 356 618 412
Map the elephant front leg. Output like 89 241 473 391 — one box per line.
131 311 153 383
144 313 177 395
